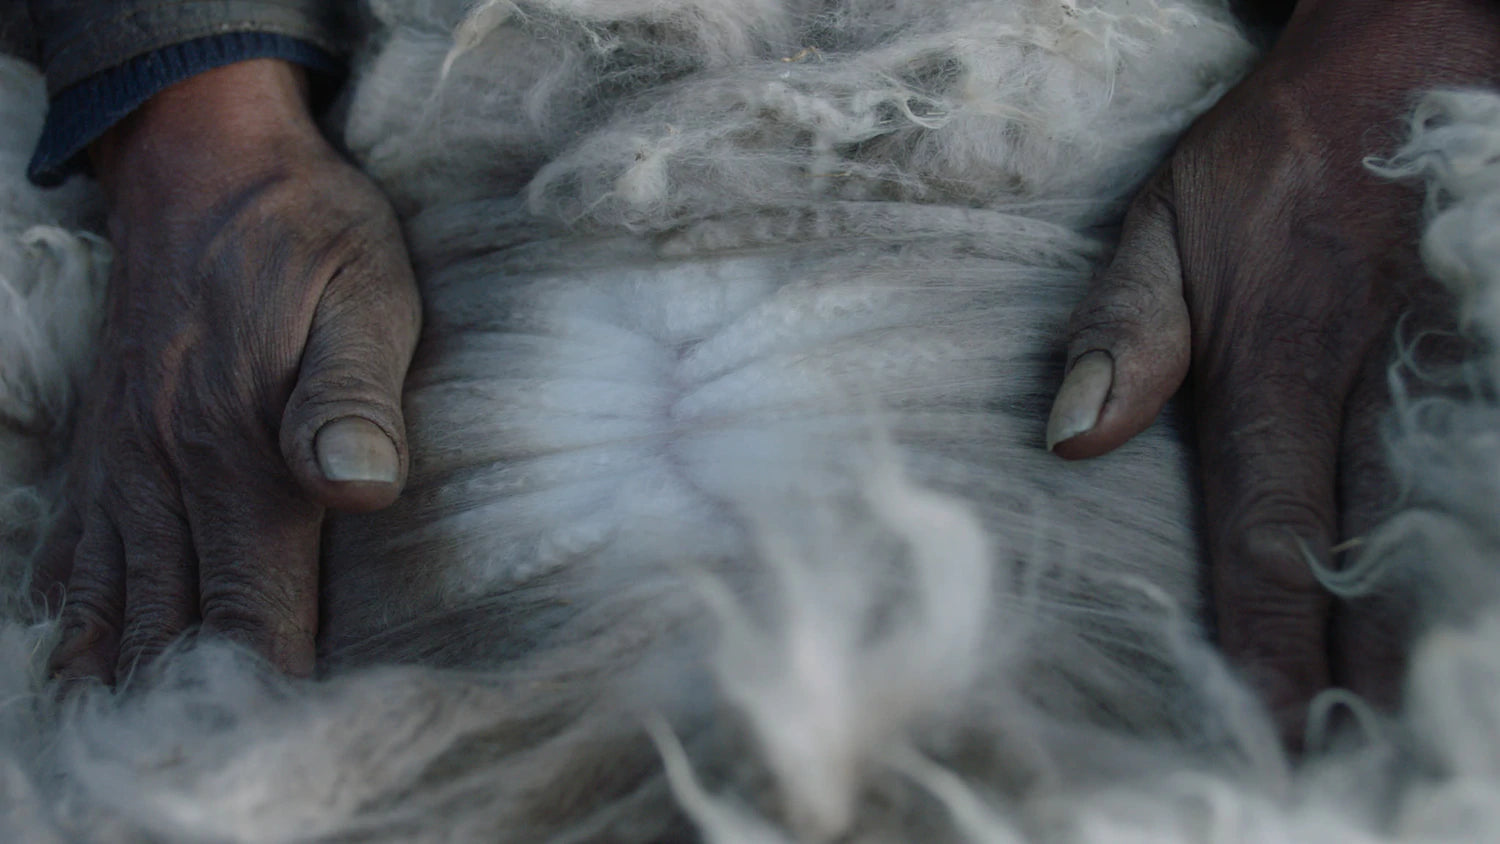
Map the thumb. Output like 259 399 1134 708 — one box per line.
1048 166 1191 459
280 246 422 513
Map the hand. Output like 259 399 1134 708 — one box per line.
34 60 422 681
1045 0 1500 737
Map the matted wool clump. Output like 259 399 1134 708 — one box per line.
1 1 1497 841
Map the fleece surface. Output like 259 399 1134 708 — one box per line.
0 1 1497 841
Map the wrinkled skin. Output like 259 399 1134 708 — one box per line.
1049 0 1500 740
34 61 422 681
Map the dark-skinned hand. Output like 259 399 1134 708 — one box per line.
33 60 422 681
1046 0 1500 741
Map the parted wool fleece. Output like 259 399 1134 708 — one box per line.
0 1 1498 841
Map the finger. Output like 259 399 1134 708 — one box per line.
1196 337 1348 744
280 234 422 513
114 485 199 681
1336 350 1401 544
1049 166 1191 458
29 439 95 614
29 501 82 618
49 505 125 686
184 470 321 677
1328 317 1464 707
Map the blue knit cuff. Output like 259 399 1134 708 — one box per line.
28 31 341 187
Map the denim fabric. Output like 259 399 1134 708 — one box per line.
28 1 352 93
27 31 340 185
22 1 354 185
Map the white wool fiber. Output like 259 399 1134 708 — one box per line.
0 56 105 603
345 0 1253 227
3 3 1500 842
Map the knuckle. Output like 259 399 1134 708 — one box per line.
1069 290 1155 337
64 547 122 604
316 283 420 361
1067 284 1183 356
171 425 230 470
299 362 387 399
1216 504 1331 596
1220 597 1325 660
1198 382 1343 470
302 325 411 389
198 600 278 650
176 426 280 477
199 582 305 648
1102 238 1178 294
290 388 402 434
90 426 185 498
110 483 185 530
58 594 122 649
115 626 173 676
121 586 193 632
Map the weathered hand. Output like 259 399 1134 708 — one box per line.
35 60 421 681
1046 0 1500 736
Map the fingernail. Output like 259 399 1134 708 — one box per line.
315 417 399 483
1046 350 1114 451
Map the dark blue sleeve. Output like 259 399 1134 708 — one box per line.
28 31 341 187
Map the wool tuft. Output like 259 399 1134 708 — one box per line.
3 3 1500 841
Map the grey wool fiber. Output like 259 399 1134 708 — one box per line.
0 0 1499 840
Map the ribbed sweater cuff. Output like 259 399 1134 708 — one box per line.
28 31 340 187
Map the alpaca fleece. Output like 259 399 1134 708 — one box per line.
1 1 1498 841
0 57 105 617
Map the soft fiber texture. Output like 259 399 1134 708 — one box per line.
0 55 104 610
1 1 1499 840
